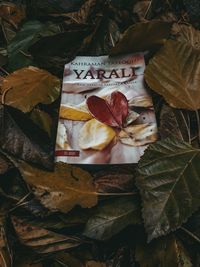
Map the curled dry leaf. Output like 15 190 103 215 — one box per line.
0 2 25 28
145 40 200 110
129 95 153 108
94 170 135 193
60 104 92 121
11 216 82 254
119 123 157 147
1 66 61 113
56 121 71 149
79 118 116 151
0 104 54 170
87 91 128 127
18 162 98 213
110 21 172 56
137 138 200 241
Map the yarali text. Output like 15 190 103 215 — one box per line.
73 67 136 80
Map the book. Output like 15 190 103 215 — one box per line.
55 54 158 164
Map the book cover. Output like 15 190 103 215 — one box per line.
55 54 158 164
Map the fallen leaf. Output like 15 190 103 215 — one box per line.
0 225 12 267
136 235 192 267
133 1 151 20
30 109 54 138
119 123 157 147
85 261 106 267
54 252 83 267
137 138 200 241
160 104 190 142
7 20 61 71
172 23 200 49
1 66 61 113
83 196 141 241
0 154 11 175
183 0 200 22
87 91 128 127
79 118 116 151
18 162 98 213
110 21 172 56
0 2 25 28
145 39 200 110
94 170 135 193
128 95 153 108
11 216 82 254
0 104 54 170
29 29 90 76
60 104 92 121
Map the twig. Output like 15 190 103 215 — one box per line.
0 66 9 75
181 227 200 244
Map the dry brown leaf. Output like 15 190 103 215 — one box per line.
0 2 25 28
60 104 92 121
18 162 98 213
129 95 153 108
145 40 200 110
1 66 60 113
133 1 151 20
119 123 157 146
172 23 200 49
12 216 82 254
79 118 116 150
85 261 107 267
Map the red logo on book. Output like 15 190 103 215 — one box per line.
55 150 80 157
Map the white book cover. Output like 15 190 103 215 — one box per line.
55 54 158 164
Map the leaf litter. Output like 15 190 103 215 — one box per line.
0 0 200 266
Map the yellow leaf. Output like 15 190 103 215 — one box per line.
79 119 116 150
60 104 92 121
18 162 98 213
1 66 60 113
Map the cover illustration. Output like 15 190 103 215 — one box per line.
55 54 158 164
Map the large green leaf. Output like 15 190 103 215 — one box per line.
110 21 172 56
7 20 61 71
83 196 141 241
136 235 192 267
137 138 200 241
145 39 200 110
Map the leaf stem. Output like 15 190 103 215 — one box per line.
195 110 200 145
96 191 137 196
180 110 191 144
180 226 200 244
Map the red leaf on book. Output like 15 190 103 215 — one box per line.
86 91 128 128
